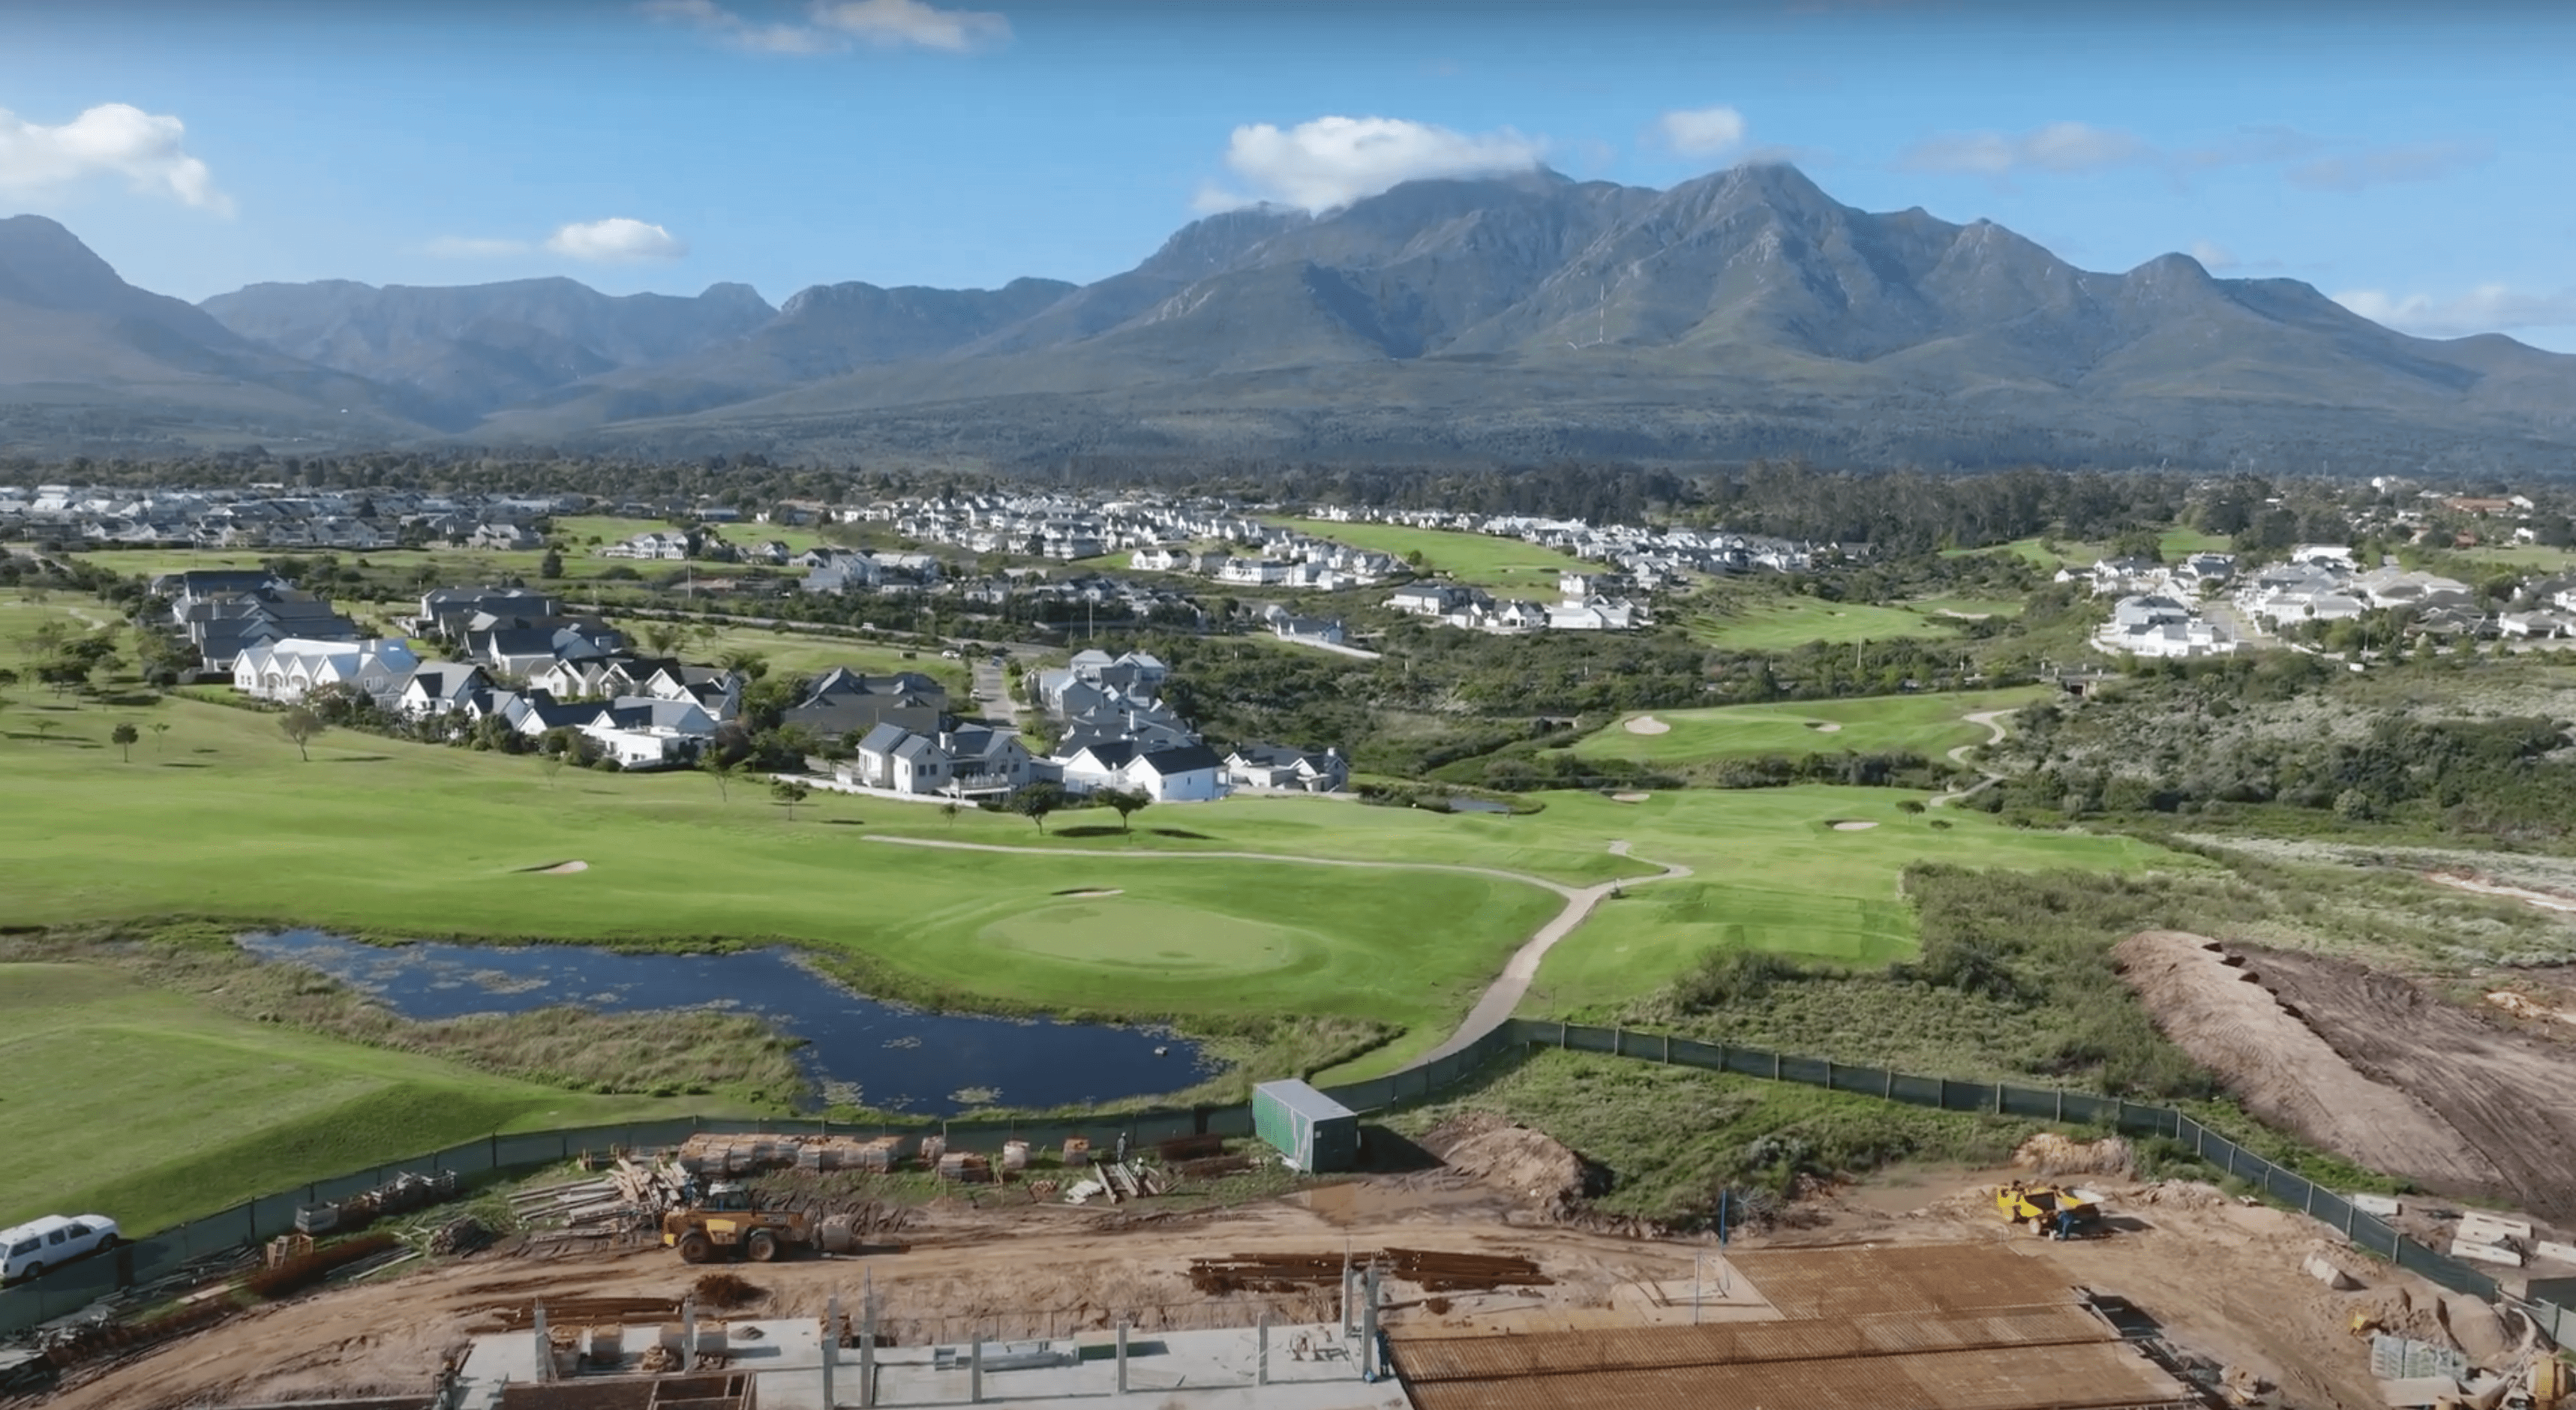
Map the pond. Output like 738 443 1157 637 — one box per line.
1443 796 1513 814
239 930 1208 1117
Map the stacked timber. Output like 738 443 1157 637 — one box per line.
680 1132 908 1176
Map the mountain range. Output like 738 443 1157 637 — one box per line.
5 164 2574 472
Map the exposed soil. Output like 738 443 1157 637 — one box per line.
2115 932 2576 1221
2424 868 2576 915
1806 720 1843 733
2250 946 2576 1226
1623 715 1671 735
1416 1112 1605 1220
1828 820 1878 832
38 1156 2440 1410
1609 792 1651 804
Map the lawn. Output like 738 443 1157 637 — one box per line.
0 962 693 1234
689 620 971 696
1683 596 1983 650
1272 519 1589 592
1499 789 2169 1015
1569 686 2049 765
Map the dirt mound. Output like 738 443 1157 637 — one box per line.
1419 1113 1602 1218
2113 932 2511 1205
2130 1179 2226 1211
2248 946 2576 1225
2013 1133 2134 1178
693 1271 764 1309
1623 715 1671 735
2355 1285 2454 1347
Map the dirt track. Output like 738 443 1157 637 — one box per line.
41 1158 2436 1410
2118 930 2576 1222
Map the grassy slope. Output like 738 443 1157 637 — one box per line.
1682 596 1995 650
1273 519 1590 592
1569 686 2049 764
0 963 689 1232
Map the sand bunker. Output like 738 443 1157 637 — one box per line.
1052 888 1124 898
1623 716 1671 735
1829 820 1878 831
1806 720 1843 734
1611 792 1651 804
521 860 590 874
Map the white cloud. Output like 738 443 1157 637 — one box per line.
2289 140 2492 193
2188 240 2237 271
810 0 1008 50
1656 105 1748 158
1899 121 2147 178
545 218 689 262
0 102 232 214
2334 284 2576 338
640 0 1006 54
1196 116 1548 214
425 236 531 259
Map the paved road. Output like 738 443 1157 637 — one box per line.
857 833 1693 1061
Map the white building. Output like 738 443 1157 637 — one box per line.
233 638 421 704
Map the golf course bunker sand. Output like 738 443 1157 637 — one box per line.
1623 715 1671 735
1052 888 1124 898
521 860 590 874
1806 720 1844 733
1828 820 1878 831
1611 792 1651 804
981 897 1314 976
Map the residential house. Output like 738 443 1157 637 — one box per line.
468 523 543 551
1386 584 1477 617
1271 614 1347 646
393 663 491 718
1547 597 1643 631
843 723 1037 796
1124 744 1228 802
1224 742 1348 794
579 698 716 770
781 667 950 741
233 638 421 704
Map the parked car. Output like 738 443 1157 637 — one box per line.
1 1214 121 1283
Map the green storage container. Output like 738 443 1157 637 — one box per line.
1252 1079 1359 1172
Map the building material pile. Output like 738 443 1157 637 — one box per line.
295 1169 461 1235
480 1295 684 1331
1062 1159 1170 1204
678 1133 906 1176
1187 1248 1550 1295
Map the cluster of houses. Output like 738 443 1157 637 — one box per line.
2 485 588 550
1384 572 1648 635
825 645 1346 806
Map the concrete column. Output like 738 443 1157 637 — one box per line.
533 1300 551 1384
970 1334 983 1403
683 1294 698 1373
822 1293 839 1409
1361 1266 1380 1382
1116 1318 1130 1395
860 1284 877 1408
1258 1306 1271 1386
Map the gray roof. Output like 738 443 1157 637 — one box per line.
1134 744 1221 776
1253 1078 1355 1123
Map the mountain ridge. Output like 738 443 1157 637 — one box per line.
8 164 2576 471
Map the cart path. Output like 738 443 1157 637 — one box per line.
1930 707 2019 808
859 833 1692 1060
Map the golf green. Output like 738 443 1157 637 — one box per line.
979 898 1314 975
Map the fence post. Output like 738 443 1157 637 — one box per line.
1884 1069 1894 1100
1992 1084 2004 1115
1611 1028 1623 1058
1823 1058 1833 1089
1773 1052 1782 1081
1661 1034 1670 1064
1559 1022 1567 1048
2055 1090 2063 1123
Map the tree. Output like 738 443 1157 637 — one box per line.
770 777 812 820
939 800 961 829
1008 781 1065 834
279 705 326 761
539 548 565 580
149 720 170 751
705 754 742 802
717 647 770 682
1100 787 1151 833
33 718 59 745
539 748 566 788
110 722 138 762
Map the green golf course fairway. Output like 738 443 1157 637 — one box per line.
1573 687 2049 764
1274 518 1590 591
1683 596 1991 650
981 898 1311 976
0 963 692 1233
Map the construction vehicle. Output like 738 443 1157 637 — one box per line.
1995 1181 2103 1240
662 1182 813 1264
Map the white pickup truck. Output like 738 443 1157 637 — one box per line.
1 1214 121 1283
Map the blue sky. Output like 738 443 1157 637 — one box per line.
2 0 2571 348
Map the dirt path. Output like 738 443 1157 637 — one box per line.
860 836 1693 1061
1929 707 2017 808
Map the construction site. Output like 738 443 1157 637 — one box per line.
10 1115 2572 1410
